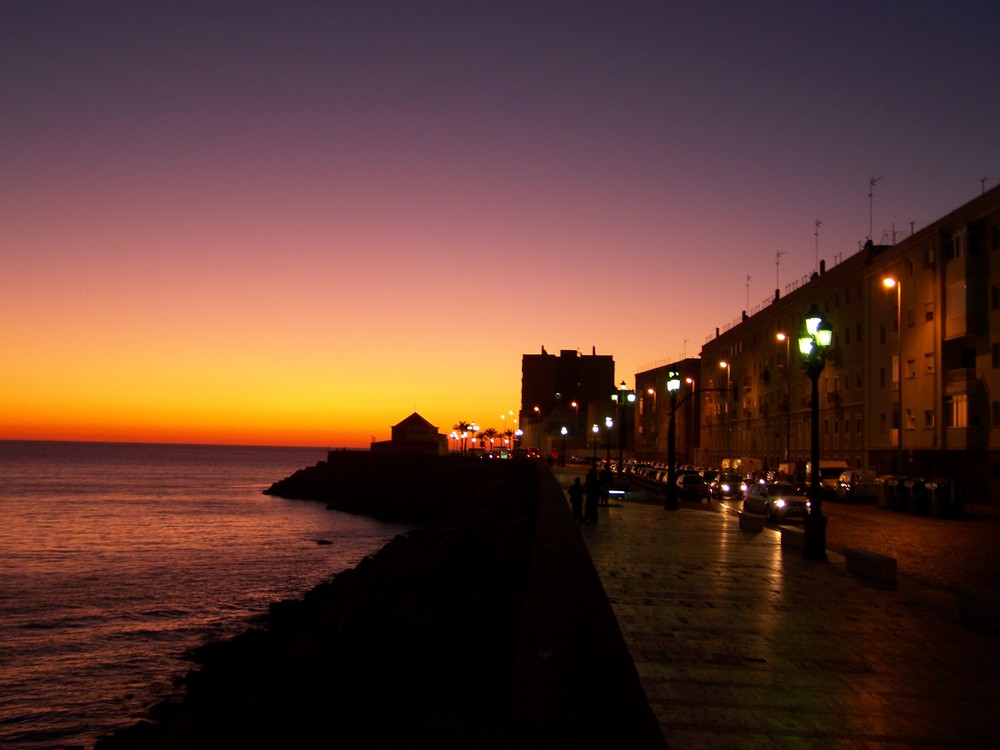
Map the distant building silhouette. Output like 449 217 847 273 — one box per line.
371 412 448 455
520 347 616 458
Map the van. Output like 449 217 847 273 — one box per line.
836 470 878 503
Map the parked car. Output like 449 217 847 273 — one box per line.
710 472 747 501
836 470 878 503
742 481 810 523
676 473 712 501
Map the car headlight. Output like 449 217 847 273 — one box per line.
740 482 748 492
774 499 786 508
721 483 731 492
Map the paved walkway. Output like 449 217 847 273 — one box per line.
552 465 1000 749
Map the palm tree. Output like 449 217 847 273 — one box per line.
502 427 515 453
453 421 470 454
481 427 500 456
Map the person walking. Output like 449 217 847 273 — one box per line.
568 477 585 522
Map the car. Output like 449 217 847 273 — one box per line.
710 472 747 501
742 481 810 523
676 473 712 501
836 470 878 503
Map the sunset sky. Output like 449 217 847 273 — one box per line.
3 1 999 448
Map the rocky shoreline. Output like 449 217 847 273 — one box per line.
95 454 541 749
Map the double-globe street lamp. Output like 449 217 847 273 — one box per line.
798 305 833 561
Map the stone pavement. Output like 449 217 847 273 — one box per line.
551 465 1000 749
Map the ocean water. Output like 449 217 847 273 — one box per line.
0 441 410 750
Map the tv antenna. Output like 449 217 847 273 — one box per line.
745 274 751 311
869 176 884 241
775 250 785 289
814 219 821 273
982 177 989 195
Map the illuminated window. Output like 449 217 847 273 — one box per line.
947 394 968 428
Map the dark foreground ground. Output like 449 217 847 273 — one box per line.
94 454 663 749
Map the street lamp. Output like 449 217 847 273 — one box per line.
719 360 732 466
592 423 599 463
664 371 682 510
605 416 613 462
560 426 568 466
776 332 792 465
613 380 636 476
798 304 833 561
883 276 904 475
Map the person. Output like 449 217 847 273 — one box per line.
599 464 613 506
568 477 585 522
585 466 600 523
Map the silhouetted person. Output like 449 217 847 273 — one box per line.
585 467 600 523
599 464 613 505
568 477 585 522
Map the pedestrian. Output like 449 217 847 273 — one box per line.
599 464 613 506
585 466 600 523
568 477 585 522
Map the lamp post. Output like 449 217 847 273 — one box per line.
776 332 792 464
613 380 636 476
664 371 682 510
883 276 904 475
592 423 599 463
798 305 833 561
560 426 568 466
605 416 613 462
719 360 732 466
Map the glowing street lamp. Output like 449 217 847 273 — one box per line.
883 275 904 474
664 370 682 510
776 332 792 463
719 360 732 464
592 423 599 462
798 304 833 561
560 425 568 465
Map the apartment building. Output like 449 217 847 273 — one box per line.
696 185 1000 500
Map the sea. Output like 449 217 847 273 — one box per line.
0 440 411 750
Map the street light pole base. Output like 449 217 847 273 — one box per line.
802 509 828 561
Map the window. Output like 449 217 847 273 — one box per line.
880 367 887 388
856 417 862 434
947 394 968 428
880 325 887 344
925 353 935 374
906 409 916 430
879 414 887 434
925 410 935 429
925 302 934 322
906 359 916 379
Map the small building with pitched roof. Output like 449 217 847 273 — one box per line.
370 412 448 455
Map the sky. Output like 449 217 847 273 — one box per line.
3 1 999 448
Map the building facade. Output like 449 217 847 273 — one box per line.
694 185 1000 500
634 358 702 467
519 347 616 459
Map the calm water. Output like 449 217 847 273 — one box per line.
0 441 410 750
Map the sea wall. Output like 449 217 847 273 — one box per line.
94 455 664 749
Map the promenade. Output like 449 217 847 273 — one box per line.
550 464 1000 749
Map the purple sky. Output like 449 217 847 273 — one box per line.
3 1 999 445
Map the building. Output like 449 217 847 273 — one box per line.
694 184 1000 500
634 358 702 466
370 412 448 455
519 347 616 460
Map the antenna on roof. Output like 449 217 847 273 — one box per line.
814 220 822 273
983 177 989 195
775 251 785 289
868 176 884 241
745 274 751 311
